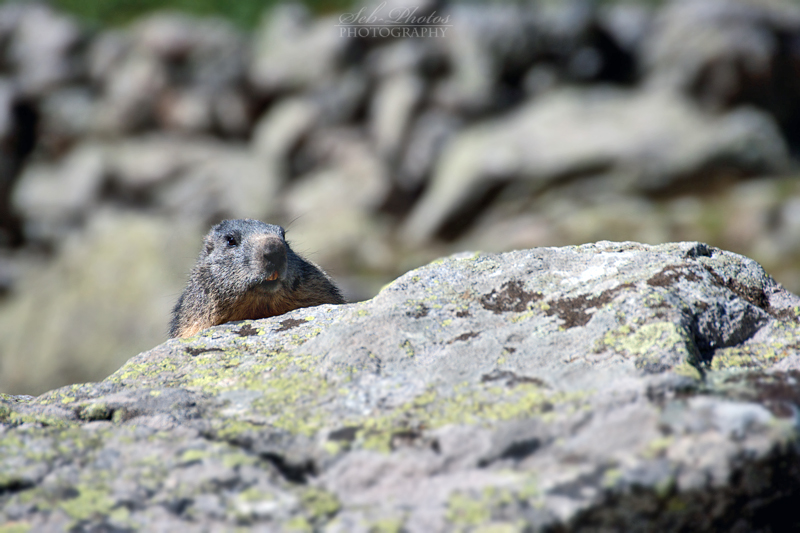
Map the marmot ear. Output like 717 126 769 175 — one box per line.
204 236 215 255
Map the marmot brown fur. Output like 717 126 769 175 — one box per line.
170 219 345 338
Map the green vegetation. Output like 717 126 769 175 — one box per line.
42 0 355 29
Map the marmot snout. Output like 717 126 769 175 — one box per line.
169 219 345 338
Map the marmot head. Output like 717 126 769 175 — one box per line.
200 219 294 300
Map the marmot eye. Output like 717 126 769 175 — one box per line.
225 234 239 246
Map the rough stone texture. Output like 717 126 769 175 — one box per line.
3 242 800 531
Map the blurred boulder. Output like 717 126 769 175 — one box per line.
132 12 248 91
284 128 389 218
403 87 788 244
157 144 278 224
251 96 321 179
93 50 167 134
282 127 394 285
87 30 132 86
38 86 95 155
104 135 279 223
370 72 425 163
432 4 541 114
158 87 214 133
538 1 637 85
6 4 84 96
106 135 213 193
249 4 349 96
212 88 253 137
644 0 800 145
90 12 250 137
13 135 279 243
13 143 107 244
396 109 462 194
0 211 201 395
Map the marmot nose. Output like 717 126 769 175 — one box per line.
256 234 287 279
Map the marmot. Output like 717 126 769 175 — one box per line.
170 219 346 338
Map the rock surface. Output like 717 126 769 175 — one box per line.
3 242 800 531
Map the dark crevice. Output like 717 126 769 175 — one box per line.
684 243 714 258
260 453 315 484
546 447 800 533
482 369 547 388
328 426 360 442
0 477 35 496
645 263 785 363
406 303 430 318
185 347 222 357
436 180 510 241
479 438 542 467
163 497 193 516
390 430 423 450
196 428 315 485
0 98 39 247
703 265 768 310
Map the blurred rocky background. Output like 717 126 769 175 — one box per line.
1 0 799 395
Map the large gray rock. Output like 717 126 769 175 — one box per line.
403 87 788 244
3 241 800 531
